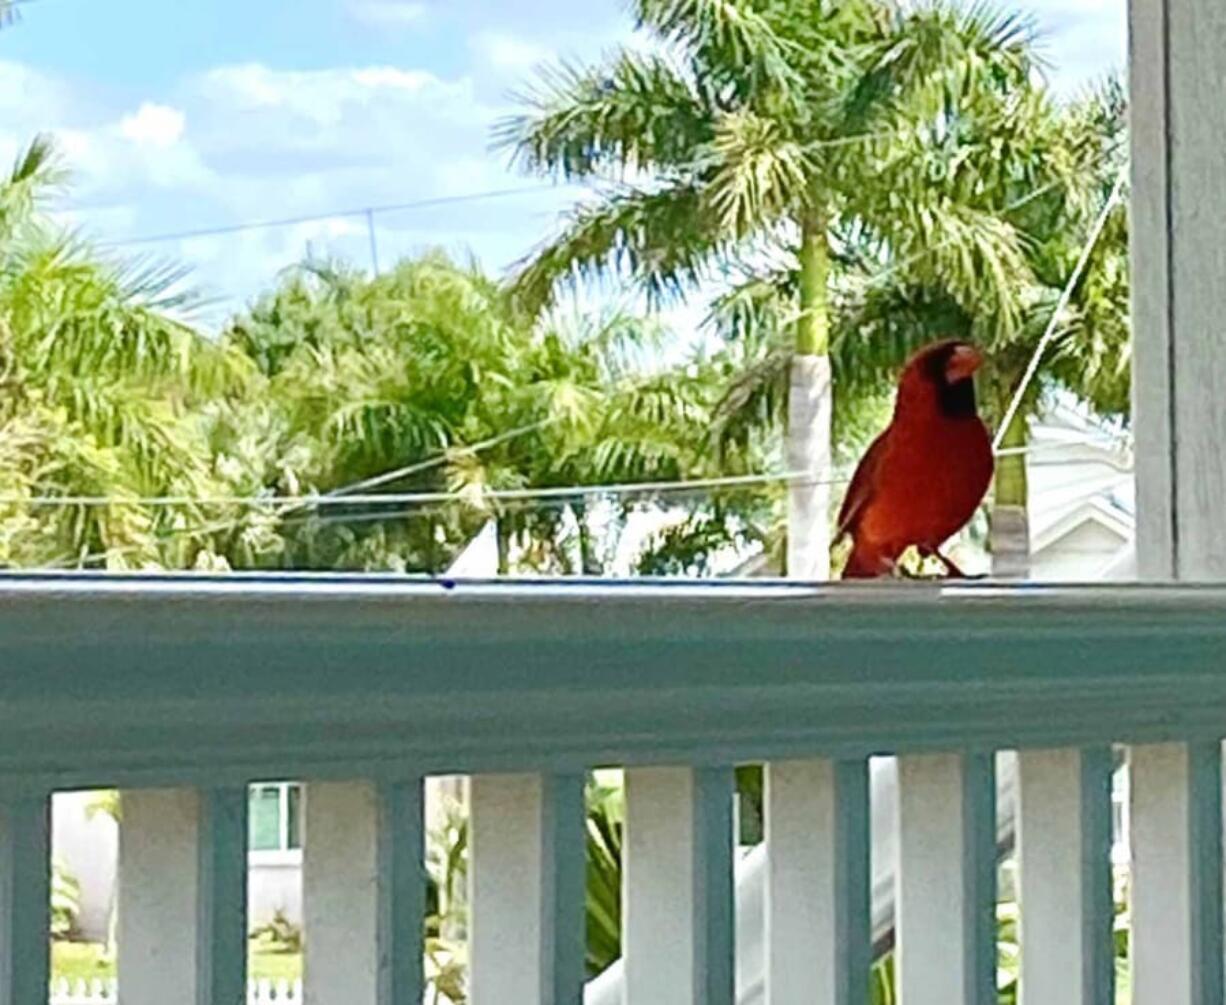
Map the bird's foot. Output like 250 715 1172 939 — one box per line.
919 547 978 580
893 561 942 581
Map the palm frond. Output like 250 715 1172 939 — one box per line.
710 343 791 459
851 183 1033 337
494 50 714 179
831 280 971 395
843 0 1037 130
509 179 728 315
704 267 796 350
705 109 812 237
0 134 65 241
9 134 63 188
631 0 800 92
892 0 1037 94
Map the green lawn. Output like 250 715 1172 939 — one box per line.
52 941 302 982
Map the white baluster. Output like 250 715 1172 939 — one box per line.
304 782 378 1005
765 759 870 1005
117 788 247 1005
303 779 427 1005
623 766 735 1005
896 753 995 1005
1017 747 1114 1005
468 772 586 1005
1131 742 1223 1005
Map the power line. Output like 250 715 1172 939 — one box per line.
99 185 576 248
38 441 1133 571
1 471 825 509
4 439 1129 509
327 417 561 500
991 167 1128 453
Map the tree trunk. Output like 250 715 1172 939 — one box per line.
990 407 1031 579
786 216 833 580
574 503 602 576
495 518 511 576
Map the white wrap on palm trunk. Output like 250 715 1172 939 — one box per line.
786 355 833 580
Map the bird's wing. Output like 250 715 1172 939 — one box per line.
836 429 889 541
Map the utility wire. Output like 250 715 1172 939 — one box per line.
991 167 1128 453
5 438 1129 509
101 186 574 248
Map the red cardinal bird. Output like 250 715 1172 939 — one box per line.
837 339 993 579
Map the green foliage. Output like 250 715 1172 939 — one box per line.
84 789 120 823
0 140 765 575
212 255 767 576
499 0 1044 338
584 779 624 976
499 0 1130 560
249 909 303 955
50 857 81 941
0 142 254 569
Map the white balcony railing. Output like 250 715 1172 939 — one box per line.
1 573 1224 1004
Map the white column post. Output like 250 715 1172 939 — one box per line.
1130 0 1226 993
1130 0 1226 580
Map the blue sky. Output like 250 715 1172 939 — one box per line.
2 0 1127 327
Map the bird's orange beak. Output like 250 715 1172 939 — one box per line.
945 344 983 384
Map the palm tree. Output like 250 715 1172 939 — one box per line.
217 252 748 576
0 136 252 568
495 0 1041 578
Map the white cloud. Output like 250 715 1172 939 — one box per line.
194 63 485 132
0 61 72 122
119 103 186 148
472 31 552 73
351 67 436 91
348 0 428 28
21 56 547 314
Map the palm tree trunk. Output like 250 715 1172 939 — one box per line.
574 505 601 576
496 518 511 576
990 408 1030 579
786 215 833 580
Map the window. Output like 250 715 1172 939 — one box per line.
248 782 302 856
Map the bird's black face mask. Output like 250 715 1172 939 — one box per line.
925 345 979 419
